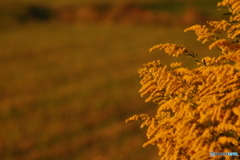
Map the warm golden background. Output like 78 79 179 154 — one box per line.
0 0 221 159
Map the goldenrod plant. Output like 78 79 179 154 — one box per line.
126 0 240 159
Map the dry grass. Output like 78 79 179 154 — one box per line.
0 22 220 159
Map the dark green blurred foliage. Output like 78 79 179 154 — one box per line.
18 5 54 22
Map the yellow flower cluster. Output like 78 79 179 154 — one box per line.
218 0 240 40
209 39 240 54
170 62 182 68
228 24 240 39
218 0 240 18
217 0 239 6
149 43 187 57
184 25 213 43
126 0 240 159
207 20 230 31
128 62 240 159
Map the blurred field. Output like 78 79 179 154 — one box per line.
0 0 221 29
0 1 221 160
1 0 218 7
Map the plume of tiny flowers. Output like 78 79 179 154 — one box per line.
231 1 240 15
184 25 215 43
217 0 239 6
209 39 240 55
228 24 240 39
218 0 240 23
207 20 230 31
149 43 187 57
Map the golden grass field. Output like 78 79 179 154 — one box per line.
0 0 220 159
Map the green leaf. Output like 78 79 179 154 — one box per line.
223 12 232 15
203 59 207 66
229 21 239 24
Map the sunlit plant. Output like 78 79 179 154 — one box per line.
126 0 240 159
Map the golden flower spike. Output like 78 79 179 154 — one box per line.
126 0 240 159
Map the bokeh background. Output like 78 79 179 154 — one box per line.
0 0 221 159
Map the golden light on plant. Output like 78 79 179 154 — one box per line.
126 0 240 159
